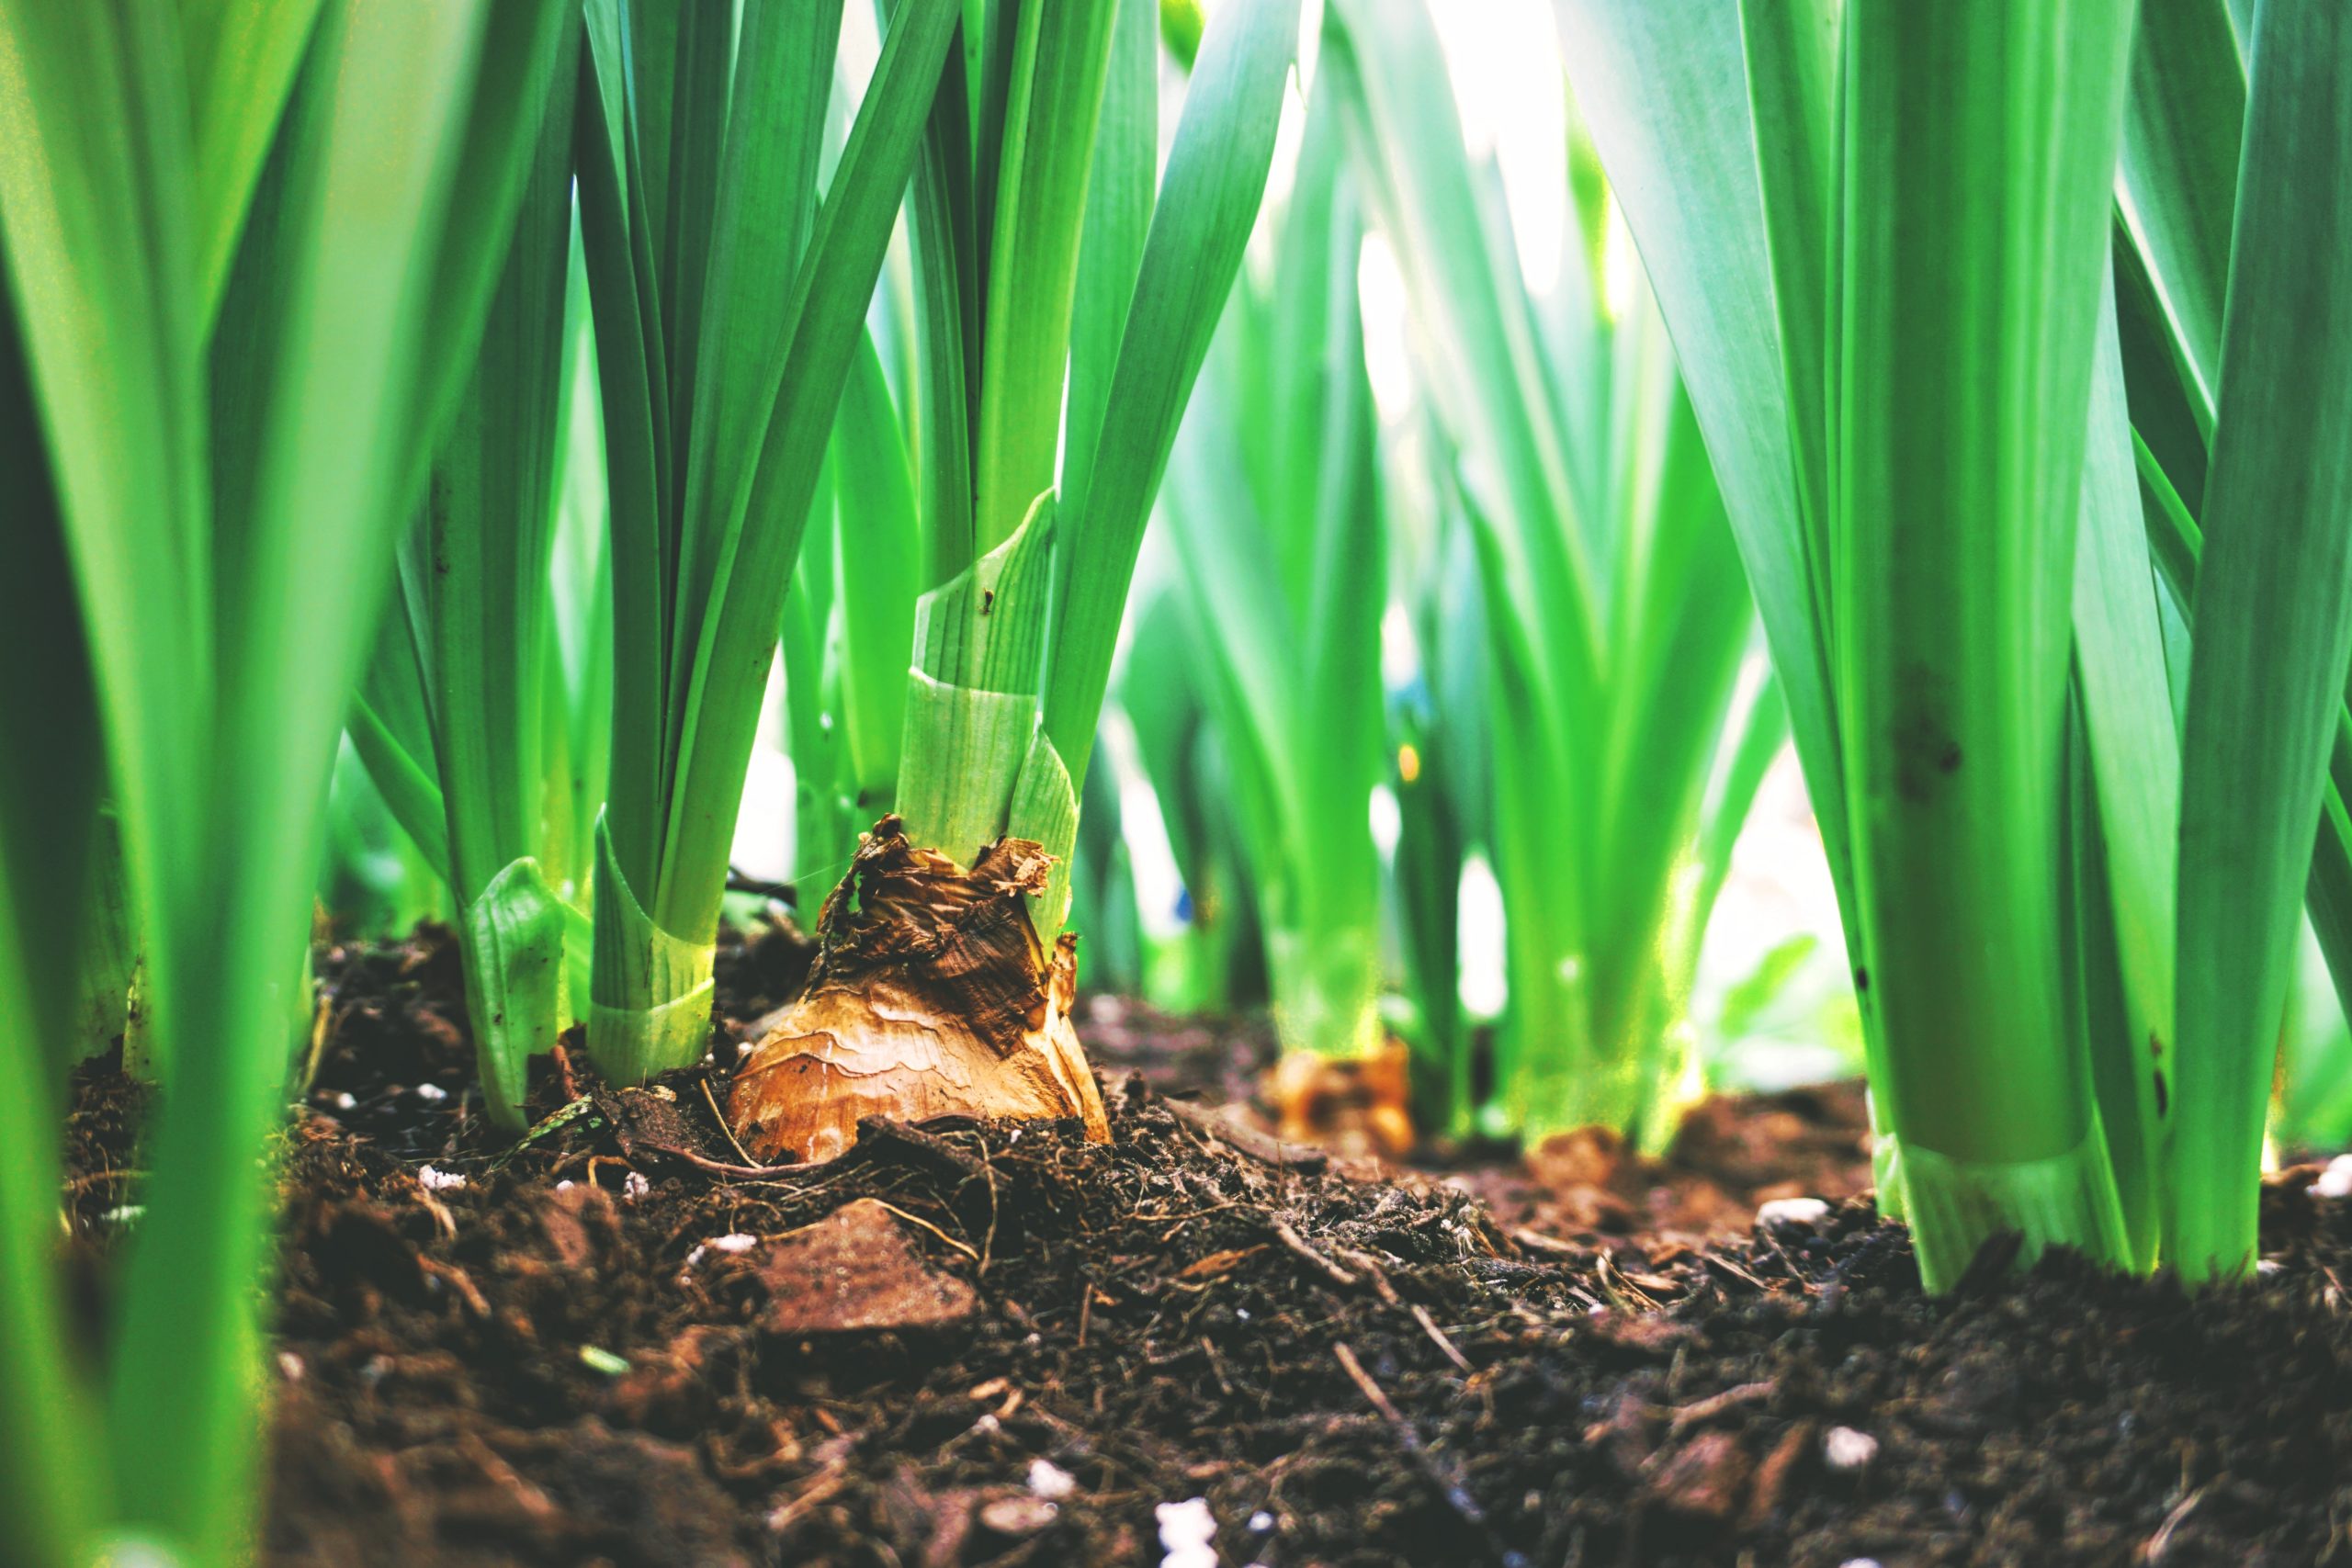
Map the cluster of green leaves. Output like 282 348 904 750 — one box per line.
1153 71 1389 1066
1325 0 1786 1146
1562 0 2352 1287
345 40 592 1131
0 5 571 1564
571 0 962 1085
766 0 1302 955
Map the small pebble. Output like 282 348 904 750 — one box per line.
556 1179 575 1191
1027 1459 1077 1501
417 1166 467 1193
1824 1426 1879 1470
979 1496 1057 1537
1756 1196 1832 1230
333 1092 356 1111
1248 1511 1276 1533
2314 1154 2352 1199
413 1082 448 1103
278 1352 305 1382
622 1171 650 1203
1156 1498 1218 1568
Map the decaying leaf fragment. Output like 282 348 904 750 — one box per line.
729 817 1110 1162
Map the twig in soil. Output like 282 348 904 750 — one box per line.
1411 1303 1475 1373
419 1258 492 1318
458 1433 559 1523
1668 1381 1775 1434
549 1040 583 1102
1332 1342 1510 1562
1508 1225 1584 1260
855 1115 988 1181
1270 1217 1359 1288
1199 1336 1236 1395
1332 1244 1403 1305
638 1140 806 1180
867 1199 979 1261
411 1187 458 1239
2139 1484 2208 1563
1160 1097 1329 1174
702 1077 763 1169
1701 1249 1771 1292
766 1461 850 1533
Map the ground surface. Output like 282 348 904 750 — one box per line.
60 923 2352 1567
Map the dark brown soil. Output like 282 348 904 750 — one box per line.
56 926 2352 1567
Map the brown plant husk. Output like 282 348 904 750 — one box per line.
727 816 1110 1162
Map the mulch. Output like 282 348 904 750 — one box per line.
55 922 2352 1567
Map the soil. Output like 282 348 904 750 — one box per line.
56 922 2352 1567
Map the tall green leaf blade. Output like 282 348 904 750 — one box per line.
1836 0 2138 1289
1552 0 1856 930
181 0 326 321
2170 0 2352 1281
651 0 958 936
2117 0 2243 432
831 330 921 799
418 30 581 1128
0 290 101 1568
1737 0 1839 604
972 0 1117 555
1040 0 1301 777
1329 0 1599 717
102 5 570 1555
2072 273 2178 1273
1063 0 1159 535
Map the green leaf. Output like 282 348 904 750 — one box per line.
2169 0 2352 1281
2117 0 2244 433
1041 0 1303 773
972 0 1117 555
831 331 920 799
1833 0 2139 1288
1553 0 1858 937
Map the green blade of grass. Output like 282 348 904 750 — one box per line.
2169 0 2352 1281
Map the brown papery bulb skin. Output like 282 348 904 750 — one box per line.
729 816 1109 1164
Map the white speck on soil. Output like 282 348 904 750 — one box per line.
1027 1459 1077 1500
417 1166 467 1193
623 1171 650 1203
414 1082 448 1102
1157 1497 1218 1568
1824 1426 1879 1470
2314 1154 2352 1199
